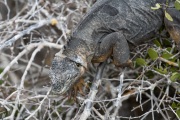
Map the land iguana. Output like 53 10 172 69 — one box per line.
49 0 180 95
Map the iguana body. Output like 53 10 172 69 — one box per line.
49 0 180 94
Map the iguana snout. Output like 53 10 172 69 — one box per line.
49 56 85 94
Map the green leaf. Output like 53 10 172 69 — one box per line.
175 0 180 10
177 109 180 118
163 39 172 46
178 103 180 106
136 58 147 66
172 102 177 109
162 52 173 59
170 72 180 82
165 10 173 21
154 67 168 74
151 3 161 10
145 71 155 79
153 40 162 48
148 48 158 60
170 67 178 73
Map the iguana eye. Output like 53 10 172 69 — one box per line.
76 63 81 67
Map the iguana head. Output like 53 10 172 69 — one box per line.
49 56 86 94
49 37 92 94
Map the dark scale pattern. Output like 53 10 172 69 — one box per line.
101 5 119 16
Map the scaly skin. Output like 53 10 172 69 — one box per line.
49 0 180 94
49 56 85 94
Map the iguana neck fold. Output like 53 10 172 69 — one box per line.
62 37 92 68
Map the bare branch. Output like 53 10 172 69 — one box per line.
80 61 106 120
0 19 53 50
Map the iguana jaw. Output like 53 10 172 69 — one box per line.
58 66 85 94
49 55 86 95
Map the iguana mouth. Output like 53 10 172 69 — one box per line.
59 65 86 94
51 74 78 94
49 56 85 94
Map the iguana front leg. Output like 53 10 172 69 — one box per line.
92 32 131 67
164 7 180 50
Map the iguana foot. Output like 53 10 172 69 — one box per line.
92 32 130 67
113 59 133 68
